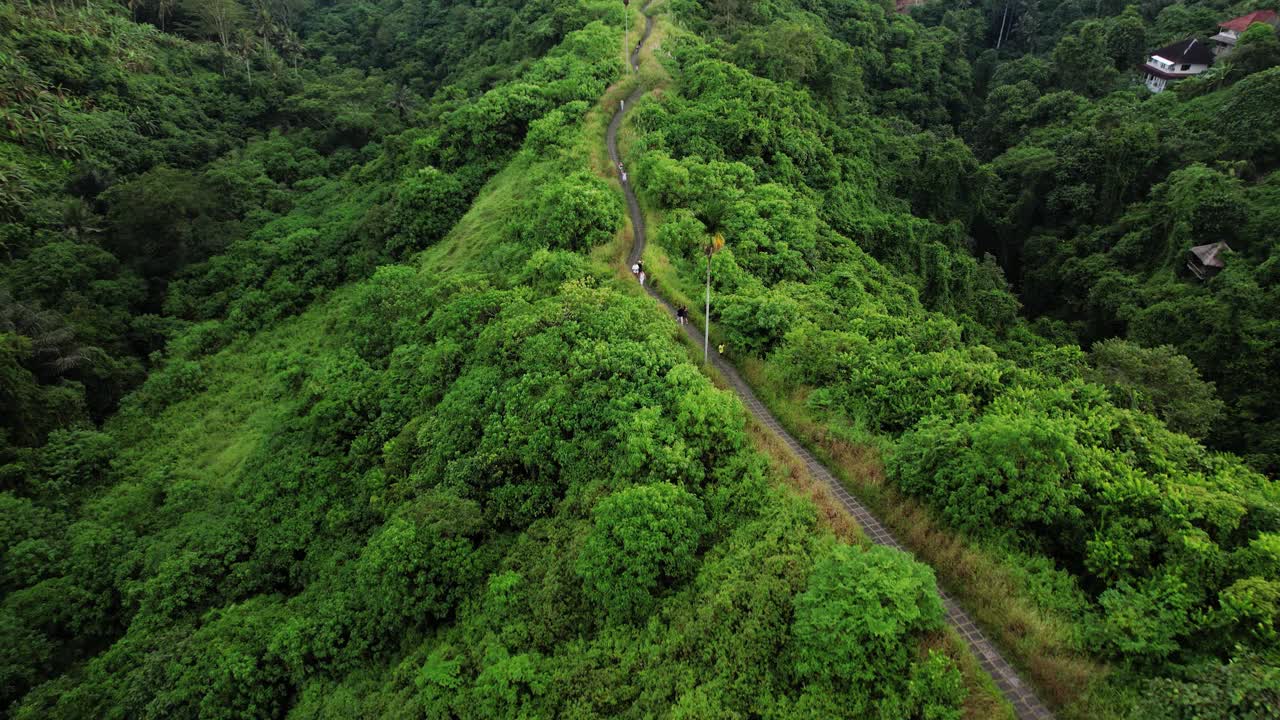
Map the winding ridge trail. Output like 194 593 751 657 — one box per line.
607 7 1054 720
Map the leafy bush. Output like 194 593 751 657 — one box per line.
789 544 961 717
1087 338 1224 439
514 170 621 252
576 483 706 622
389 167 467 256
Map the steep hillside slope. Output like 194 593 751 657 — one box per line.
627 2 1280 718
4 2 1277 719
3 3 996 719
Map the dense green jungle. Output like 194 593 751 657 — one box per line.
1 0 1278 718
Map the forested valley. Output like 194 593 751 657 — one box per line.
1 0 1278 719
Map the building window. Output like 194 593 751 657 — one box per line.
1181 64 1191 71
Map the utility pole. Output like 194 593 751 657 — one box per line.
703 232 724 365
704 252 711 364
623 0 630 71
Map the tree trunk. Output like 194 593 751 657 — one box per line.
704 253 711 364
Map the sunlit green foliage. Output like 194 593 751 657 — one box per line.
577 483 706 622
6 0 1278 717
0 3 975 717
787 545 961 719
644 1 1280 714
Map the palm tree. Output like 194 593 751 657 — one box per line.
693 200 729 364
280 29 303 72
0 167 34 230
0 107 27 142
0 291 103 383
53 126 84 158
387 82 416 123
156 0 175 32
251 0 278 45
1207 60 1235 91
61 198 102 240
235 29 257 82
0 53 43 105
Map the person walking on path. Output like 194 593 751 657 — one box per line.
676 306 688 325
639 269 647 286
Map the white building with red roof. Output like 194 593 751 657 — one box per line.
1211 9 1279 55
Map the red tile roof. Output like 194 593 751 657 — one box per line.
1220 9 1278 32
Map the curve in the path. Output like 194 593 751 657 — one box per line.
609 8 653 269
606 8 1054 720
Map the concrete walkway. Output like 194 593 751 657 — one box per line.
606 6 1054 719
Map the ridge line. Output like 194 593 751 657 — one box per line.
605 7 1054 719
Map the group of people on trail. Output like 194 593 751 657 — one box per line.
630 261 693 328
620 167 689 328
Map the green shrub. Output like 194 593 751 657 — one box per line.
514 171 621 252
576 483 706 622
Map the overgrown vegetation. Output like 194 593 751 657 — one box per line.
4 0 1278 717
1 1 990 718
633 0 1280 717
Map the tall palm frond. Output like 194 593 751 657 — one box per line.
0 290 104 380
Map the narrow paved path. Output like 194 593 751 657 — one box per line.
607 6 1055 719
